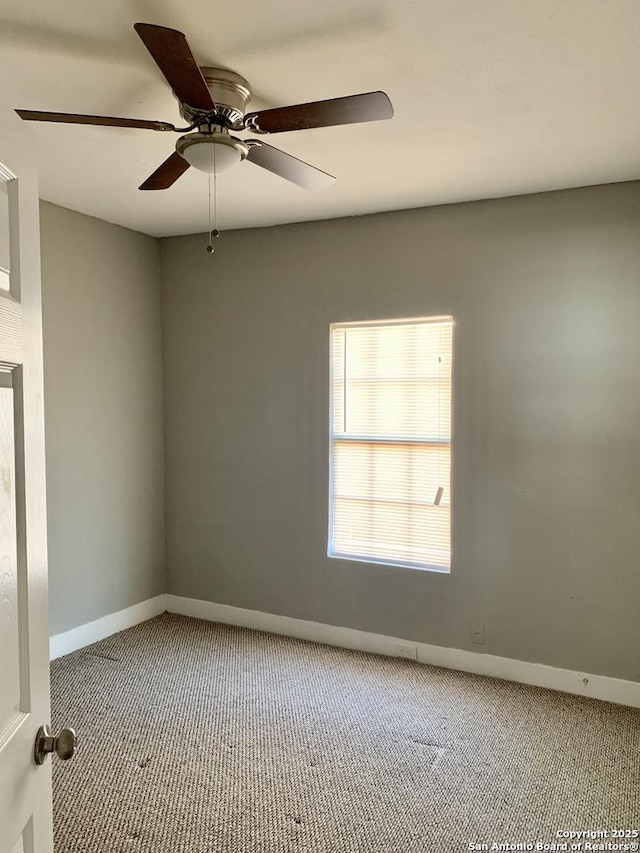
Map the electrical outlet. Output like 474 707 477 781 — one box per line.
396 643 418 660
470 622 485 645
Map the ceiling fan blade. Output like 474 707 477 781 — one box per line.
245 91 393 134
16 109 176 132
134 23 214 111
246 141 335 191
139 152 190 190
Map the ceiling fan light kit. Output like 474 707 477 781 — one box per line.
16 22 394 250
176 131 248 174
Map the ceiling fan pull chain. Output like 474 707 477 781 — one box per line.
213 146 219 240
206 172 214 253
206 148 220 254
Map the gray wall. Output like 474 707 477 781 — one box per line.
161 181 640 682
41 202 166 635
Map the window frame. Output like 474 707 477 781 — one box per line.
327 315 454 574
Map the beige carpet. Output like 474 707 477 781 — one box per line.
51 613 640 852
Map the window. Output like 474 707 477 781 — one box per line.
328 316 453 572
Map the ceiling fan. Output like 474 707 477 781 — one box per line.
16 22 394 193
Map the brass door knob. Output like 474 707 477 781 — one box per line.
34 725 77 765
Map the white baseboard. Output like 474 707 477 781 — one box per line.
50 592 640 709
165 594 640 709
50 595 168 660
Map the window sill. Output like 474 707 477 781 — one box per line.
327 551 451 574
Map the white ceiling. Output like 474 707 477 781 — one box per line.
1 0 639 237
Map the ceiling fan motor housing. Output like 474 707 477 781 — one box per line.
178 67 252 127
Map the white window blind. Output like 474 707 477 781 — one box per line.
328 316 453 572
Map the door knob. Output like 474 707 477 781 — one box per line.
34 724 77 765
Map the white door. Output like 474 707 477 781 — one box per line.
0 102 55 853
